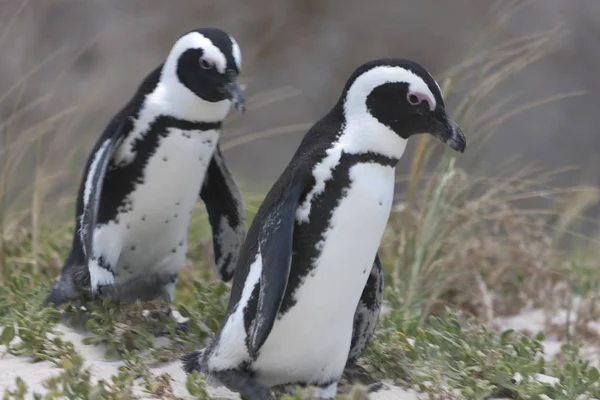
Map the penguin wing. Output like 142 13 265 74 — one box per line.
80 118 127 263
348 252 384 363
199 144 246 281
248 172 306 356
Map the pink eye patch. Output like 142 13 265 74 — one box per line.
407 91 435 111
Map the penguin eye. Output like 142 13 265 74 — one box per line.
199 58 214 70
407 93 421 106
406 91 435 111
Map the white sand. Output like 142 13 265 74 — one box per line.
2 304 598 399
494 306 600 368
0 323 424 399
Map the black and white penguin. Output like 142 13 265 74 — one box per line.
46 28 247 316
182 58 466 400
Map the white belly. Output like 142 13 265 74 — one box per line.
211 162 395 386
94 128 219 284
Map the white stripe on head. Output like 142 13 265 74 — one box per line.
112 32 235 167
141 32 232 123
167 32 228 74
344 65 437 118
339 65 439 159
230 36 242 72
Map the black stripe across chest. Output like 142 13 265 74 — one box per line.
278 152 397 315
97 116 221 225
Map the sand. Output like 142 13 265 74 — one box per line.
0 323 426 399
1 305 597 399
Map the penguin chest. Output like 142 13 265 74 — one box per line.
300 162 395 309
106 128 219 280
253 162 395 385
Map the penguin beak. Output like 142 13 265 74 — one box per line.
224 71 246 113
431 113 466 153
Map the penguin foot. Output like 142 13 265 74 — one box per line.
174 320 189 333
44 288 66 308
153 320 189 337
211 369 273 400
150 308 189 337
94 284 118 302
312 381 338 400
341 361 378 385
366 381 387 393
484 386 517 399
45 282 88 308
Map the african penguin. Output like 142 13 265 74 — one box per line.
46 28 247 321
181 58 467 399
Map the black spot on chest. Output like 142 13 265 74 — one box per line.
97 117 221 225
278 152 397 315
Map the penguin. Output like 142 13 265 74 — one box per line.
46 28 247 321
181 58 467 399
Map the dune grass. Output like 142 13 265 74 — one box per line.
1 1 600 399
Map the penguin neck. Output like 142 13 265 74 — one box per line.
335 82 408 161
144 61 231 123
337 113 407 162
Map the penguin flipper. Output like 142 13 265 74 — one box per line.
199 144 246 282
347 252 384 364
248 175 305 357
80 118 127 264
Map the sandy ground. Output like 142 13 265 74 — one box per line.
493 306 600 368
1 305 598 399
0 323 425 400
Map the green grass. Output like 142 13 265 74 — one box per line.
1 1 600 399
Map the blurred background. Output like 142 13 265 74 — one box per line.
0 0 598 232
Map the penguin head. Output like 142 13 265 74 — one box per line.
161 28 246 114
339 59 466 155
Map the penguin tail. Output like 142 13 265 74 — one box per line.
181 350 204 374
